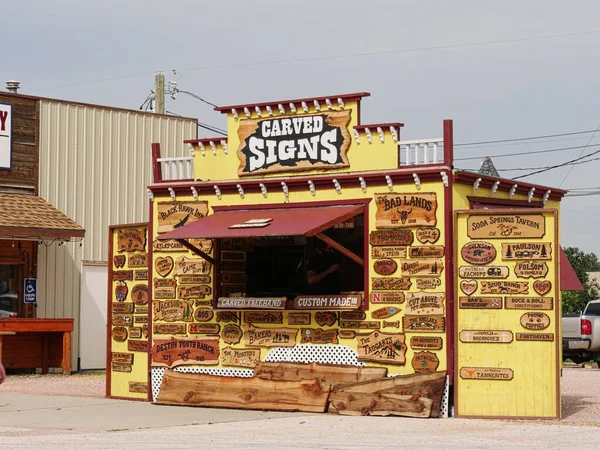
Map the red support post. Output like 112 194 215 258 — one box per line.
151 143 162 183
443 119 454 167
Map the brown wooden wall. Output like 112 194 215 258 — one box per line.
0 93 38 191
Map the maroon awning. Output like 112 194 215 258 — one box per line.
159 204 363 240
560 247 584 291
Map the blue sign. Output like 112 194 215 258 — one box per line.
24 278 37 304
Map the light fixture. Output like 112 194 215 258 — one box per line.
147 188 154 201
278 104 285 115
385 175 393 191
301 101 309 113
221 140 228 154
377 127 384 143
236 184 245 199
353 129 360 144
244 107 251 118
491 180 500 196
359 176 367 193
259 183 267 198
191 186 198 200
281 181 289 201
168 187 176 201
509 184 518 198
313 100 321 111
231 108 238 119
187 143 194 155
266 105 273 116
289 102 297 113
325 98 333 110
214 185 222 200
333 179 342 194
255 106 262 117
473 177 482 193
440 171 448 188
390 126 398 142
413 173 421 189
365 127 372 144
528 187 535 202
198 142 206 156
308 180 315 196
337 98 345 109
543 190 551 205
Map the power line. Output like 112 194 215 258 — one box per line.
559 123 600 188
166 110 227 136
512 148 600 180
455 129 599 147
454 142 600 161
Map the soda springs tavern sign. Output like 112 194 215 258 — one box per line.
237 110 352 176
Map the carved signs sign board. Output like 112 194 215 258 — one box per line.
114 255 125 268
402 315 445 333
467 213 545 239
236 110 352 176
293 295 361 309
113 271 133 281
356 331 407 365
461 242 496 265
514 261 549 278
409 246 445 259
460 367 514 380
300 328 339 344
459 330 513 343
520 312 551 330
156 201 208 234
131 285 148 305
154 300 194 322
458 266 509 279
505 296 553 310
153 323 186 335
375 192 437 228
315 311 337 327
369 230 413 246
217 297 286 309
220 347 260 368
405 292 445 315
155 256 174 277
416 278 441 290
373 259 397 275
481 281 529 294
222 323 243 344
188 323 220 334
516 332 554 341
243 325 298 347
533 280 552 295
117 229 146 252
128 253 147 268
128 340 148 352
112 327 128 341
175 256 211 276
459 296 502 309
501 242 552 260
129 382 148 394
243 311 283 324
371 277 412 291
400 260 443 277
411 351 440 373
371 246 407 259
371 292 405 304
372 306 401 319
416 228 440 244
459 279 478 296
152 337 219 367
410 336 443 350
288 313 311 325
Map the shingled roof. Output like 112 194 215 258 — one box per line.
479 156 500 177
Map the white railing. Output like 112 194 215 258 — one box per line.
399 138 444 166
157 156 194 180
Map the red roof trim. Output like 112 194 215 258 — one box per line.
454 171 566 200
214 92 371 113
354 122 405 131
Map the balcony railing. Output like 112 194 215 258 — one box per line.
399 138 444 166
156 156 194 181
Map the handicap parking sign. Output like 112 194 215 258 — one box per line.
24 278 37 304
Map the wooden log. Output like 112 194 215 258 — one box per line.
328 392 433 418
156 370 331 413
254 362 387 385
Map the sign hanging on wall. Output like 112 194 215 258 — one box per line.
416 228 440 244
156 201 208 234
243 311 283 324
373 259 398 275
174 256 211 276
220 347 260 368
480 281 529 294
288 313 311 325
152 337 219 367
375 192 437 228
501 242 552 260
458 266 509 279
402 315 445 333
416 278 441 290
400 260 443 277
23 278 37 304
293 295 361 309
459 330 513 343
459 296 502 309
411 351 440 373
459 367 514 380
153 300 194 322
0 103 12 169
514 261 549 278
467 213 545 239
410 336 443 350
505 296 553 310
405 292 445 315
117 229 146 252
371 277 412 291
356 331 407 365
409 246 445 259
131 285 148 305
300 328 339 344
128 253 148 268
370 292 405 304
371 246 407 259
222 323 243 344
243 324 298 347
369 230 414 246
520 312 551 330
236 110 352 176
461 242 497 265
217 297 286 309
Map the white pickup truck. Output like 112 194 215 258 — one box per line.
562 299 600 366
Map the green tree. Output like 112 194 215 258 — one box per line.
561 247 600 314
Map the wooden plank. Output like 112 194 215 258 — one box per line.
155 370 331 413
254 362 387 384
329 391 432 417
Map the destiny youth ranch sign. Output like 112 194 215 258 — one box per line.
236 110 352 176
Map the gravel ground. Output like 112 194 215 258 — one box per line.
1 371 105 398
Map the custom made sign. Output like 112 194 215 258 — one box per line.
372 306 401 319
410 336 443 350
371 292 405 304
371 246 407 259
459 330 513 343
467 213 545 239
156 201 208 234
293 295 361 309
243 311 283 324
459 279 478 296
111 363 132 373
131 285 148 305
153 323 187 335
459 296 502 309
514 261 549 278
152 337 219 367
382 320 400 328
520 312 551 330
154 299 194 322
243 325 298 347
134 269 148 280
461 242 497 265
371 277 411 290
340 321 381 329
112 327 128 341
460 367 514 380
411 351 439 373
188 323 220 334
220 347 260 368
217 297 286 309
221 273 247 285
112 303 134 314
416 227 440 244
504 297 554 310
216 311 240 323
178 285 211 299
114 255 126 268
222 323 243 344
129 382 148 394
409 246 445 259
356 331 407 365
113 270 133 281
193 308 214 322
111 352 134 364
128 327 142 339
180 275 212 285
369 230 414 246
481 281 529 294
405 292 445 315
115 281 128 302
402 315 445 333
175 256 211 276
501 242 552 260
288 313 311 325
127 340 149 352
128 253 148 268
416 278 441 290
533 280 552 296
516 332 554 341
458 266 509 279
154 287 176 299
236 110 352 176
400 260 443 277
155 256 174 277
339 330 356 339
117 228 146 252
112 315 132 327
375 192 437 228
340 311 366 321
300 328 339 344
373 259 398 275
315 311 337 327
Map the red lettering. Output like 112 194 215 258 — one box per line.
0 110 7 131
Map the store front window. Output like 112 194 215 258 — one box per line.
0 264 21 317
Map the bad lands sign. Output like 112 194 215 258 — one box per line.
237 110 351 176
0 104 11 169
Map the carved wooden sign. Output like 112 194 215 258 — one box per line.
188 323 220 334
533 280 552 296
405 292 445 315
409 246 445 259
220 347 260 368
222 323 243 344
516 332 554 341
288 313 311 325
131 285 148 305
411 351 439 373
117 228 146 252
340 311 366 321
236 110 352 176
467 213 545 239
315 311 337 327
129 381 148 394
293 295 361 309
459 330 513 343
243 311 283 324
111 363 132 373
115 281 128 302
178 285 211 299
410 336 443 350
195 300 212 307
371 277 411 291
520 312 551 330
216 311 240 323
460 367 514 380
153 239 187 252
112 303 134 314
402 315 445 333
154 299 193 322
193 308 214 322
339 330 356 339
243 324 298 347
135 306 148 315
461 242 497 265
371 246 407 259
505 295 553 310
156 201 208 234
154 287 176 299
155 256 174 277
340 321 380 329
373 259 398 275
375 192 437 228
372 306 401 319
152 337 219 367
128 327 142 339
111 352 134 364
113 270 133 281
113 255 126 268
514 261 549 278
134 269 148 280
154 278 176 288
300 328 339 344
382 320 400 328
369 230 414 246
416 278 441 290
416 228 440 244
459 296 502 309
371 292 405 304
134 315 148 323
180 275 212 285
459 279 478 296
458 266 509 279
481 281 529 294
217 297 286 309
501 242 552 260
112 315 133 327
357 331 407 365
128 253 148 268
175 256 211 276
127 340 148 352
401 260 443 277
153 323 186 334
112 327 128 341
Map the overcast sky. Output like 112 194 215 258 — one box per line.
3 0 600 256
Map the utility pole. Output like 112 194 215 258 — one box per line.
154 74 165 114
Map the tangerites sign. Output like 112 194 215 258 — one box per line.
220 347 261 368
236 110 352 176
152 337 219 367
117 228 146 252
156 201 208 234
375 192 437 228
243 325 298 347
356 331 407 365
467 213 545 239
460 367 514 381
